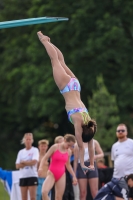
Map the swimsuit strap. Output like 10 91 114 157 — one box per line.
57 144 68 154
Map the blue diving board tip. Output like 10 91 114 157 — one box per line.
0 17 69 29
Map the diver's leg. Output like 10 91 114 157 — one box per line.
37 31 70 90
50 43 76 78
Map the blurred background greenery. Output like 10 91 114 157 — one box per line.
0 0 133 169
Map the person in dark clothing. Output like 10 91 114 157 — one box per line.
94 174 133 200
127 174 133 200
98 167 114 188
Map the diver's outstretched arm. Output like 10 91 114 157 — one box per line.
88 139 94 169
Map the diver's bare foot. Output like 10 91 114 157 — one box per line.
37 31 50 43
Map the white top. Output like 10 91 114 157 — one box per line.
78 141 95 163
84 147 89 161
78 145 94 163
111 138 133 178
78 147 89 163
16 146 39 178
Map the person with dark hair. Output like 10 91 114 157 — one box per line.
94 178 127 200
126 174 133 200
37 31 97 172
94 174 133 200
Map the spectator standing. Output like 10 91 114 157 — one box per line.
74 139 104 200
37 139 49 200
38 134 77 200
111 124 133 178
16 133 39 200
52 135 75 200
70 143 80 200
51 136 64 200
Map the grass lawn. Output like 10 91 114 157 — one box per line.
0 181 9 200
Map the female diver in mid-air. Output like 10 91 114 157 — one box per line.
37 31 97 172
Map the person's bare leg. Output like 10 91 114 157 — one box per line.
42 173 55 200
55 173 66 200
28 186 37 200
20 187 28 200
88 178 98 198
50 43 76 78
37 31 70 90
78 179 87 200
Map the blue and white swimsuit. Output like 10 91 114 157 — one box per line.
60 78 90 124
60 77 81 94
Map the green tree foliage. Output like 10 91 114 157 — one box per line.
89 76 120 151
0 0 133 168
91 0 133 129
